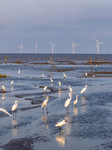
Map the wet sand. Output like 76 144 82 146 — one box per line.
0 54 112 150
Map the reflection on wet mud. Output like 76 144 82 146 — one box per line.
55 133 65 147
12 119 18 138
11 85 13 91
73 107 78 116
42 113 49 129
2 93 5 100
81 96 87 114
58 87 61 100
64 115 72 137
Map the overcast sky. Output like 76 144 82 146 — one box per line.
0 0 112 54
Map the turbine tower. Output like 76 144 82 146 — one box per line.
50 41 57 54
18 43 24 54
71 40 79 54
95 38 104 54
35 42 39 53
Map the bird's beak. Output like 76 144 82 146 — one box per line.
48 96 50 98
71 92 74 94
17 101 20 102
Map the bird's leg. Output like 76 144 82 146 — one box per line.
42 107 44 113
46 106 48 114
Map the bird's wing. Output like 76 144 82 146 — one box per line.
41 100 47 107
64 99 70 107
80 87 85 94
0 108 12 116
12 104 16 111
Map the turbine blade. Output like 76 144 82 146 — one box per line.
95 38 98 43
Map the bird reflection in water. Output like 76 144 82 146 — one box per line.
81 96 87 114
58 87 61 100
12 119 18 138
42 113 49 129
2 93 5 100
55 132 65 147
73 107 78 116
64 114 72 137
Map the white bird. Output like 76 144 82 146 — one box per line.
50 77 53 82
12 101 20 111
73 95 78 105
69 85 72 92
80 85 88 95
11 80 14 85
41 96 50 113
42 73 44 78
0 108 12 116
64 97 71 108
58 81 61 86
43 86 47 91
63 72 66 78
2 85 5 91
18 68 20 74
55 120 65 129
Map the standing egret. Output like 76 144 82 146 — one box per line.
18 68 20 74
50 77 53 82
55 120 65 130
58 81 61 86
41 96 50 113
69 85 72 92
81 85 88 96
73 95 78 105
63 72 66 78
64 93 72 113
12 101 20 111
42 73 44 78
11 80 14 85
2 85 5 91
43 86 47 91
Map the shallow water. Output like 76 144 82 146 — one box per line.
0 54 112 150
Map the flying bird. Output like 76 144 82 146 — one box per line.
80 85 88 95
12 101 20 111
73 95 78 105
55 120 65 130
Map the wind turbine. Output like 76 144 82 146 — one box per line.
71 40 79 54
35 42 39 53
95 38 104 54
18 43 24 54
50 41 57 54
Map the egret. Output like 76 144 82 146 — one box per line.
58 81 61 86
64 95 72 113
50 77 53 82
73 95 78 105
80 85 88 95
18 68 20 74
12 101 20 111
55 120 65 130
2 85 5 91
0 108 12 116
42 73 44 78
63 72 66 78
43 86 47 91
69 85 72 92
11 80 14 85
41 96 50 113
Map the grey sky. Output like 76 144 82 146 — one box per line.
0 0 112 53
